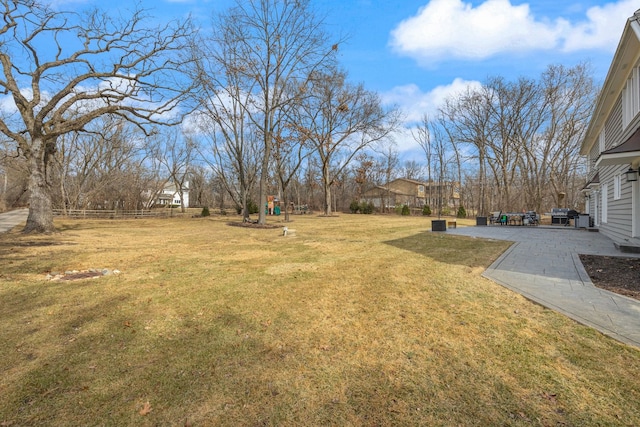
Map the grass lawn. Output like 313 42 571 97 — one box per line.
1 214 639 426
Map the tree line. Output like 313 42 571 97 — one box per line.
416 63 596 216
0 0 597 233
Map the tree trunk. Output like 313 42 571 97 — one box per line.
241 186 250 222
283 193 290 222
324 184 332 216
24 146 55 233
258 133 275 223
322 165 332 216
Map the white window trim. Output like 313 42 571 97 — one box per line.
623 66 640 129
633 181 639 238
594 190 600 226
602 183 608 224
598 129 606 153
614 174 621 200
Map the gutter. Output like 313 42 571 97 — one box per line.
631 10 640 41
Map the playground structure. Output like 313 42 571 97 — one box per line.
267 196 311 216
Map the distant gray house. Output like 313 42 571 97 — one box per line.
363 178 459 210
580 9 640 252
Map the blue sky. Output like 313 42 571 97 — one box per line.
49 0 638 153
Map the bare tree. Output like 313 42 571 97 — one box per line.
522 63 595 211
54 116 148 211
0 1 194 232
431 120 453 217
401 160 425 181
189 22 263 221
374 145 399 213
353 152 374 203
188 165 213 209
272 123 313 221
209 0 337 224
149 129 195 213
295 68 400 215
440 87 493 215
440 63 596 215
190 93 261 221
412 114 436 208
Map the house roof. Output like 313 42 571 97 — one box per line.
582 172 600 190
596 126 640 167
363 185 405 196
389 178 425 186
580 9 640 156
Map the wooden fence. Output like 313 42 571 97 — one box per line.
52 209 173 219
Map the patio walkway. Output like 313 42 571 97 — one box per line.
447 225 640 348
0 209 28 233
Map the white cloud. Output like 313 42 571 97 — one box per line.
562 0 638 52
390 0 561 63
390 0 636 64
381 78 482 153
382 78 482 123
0 88 49 116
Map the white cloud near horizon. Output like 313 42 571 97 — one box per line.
382 77 482 123
381 78 482 153
390 0 637 64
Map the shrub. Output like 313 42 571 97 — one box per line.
201 206 211 217
422 205 431 216
235 201 258 215
441 207 451 216
401 204 410 216
457 206 467 218
360 201 374 214
349 200 360 213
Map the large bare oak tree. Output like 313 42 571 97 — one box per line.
0 0 193 232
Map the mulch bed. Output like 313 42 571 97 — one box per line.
226 221 281 229
58 271 103 281
579 254 640 300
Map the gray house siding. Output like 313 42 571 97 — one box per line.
579 9 640 250
596 96 640 246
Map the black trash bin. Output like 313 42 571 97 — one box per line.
431 219 447 232
476 216 487 226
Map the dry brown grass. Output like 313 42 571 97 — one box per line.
1 214 640 426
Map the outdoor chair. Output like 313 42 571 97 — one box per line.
489 211 501 225
524 211 539 226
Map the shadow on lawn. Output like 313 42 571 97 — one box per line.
1 290 286 425
383 231 509 269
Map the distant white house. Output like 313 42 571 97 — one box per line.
153 181 189 208
580 9 640 252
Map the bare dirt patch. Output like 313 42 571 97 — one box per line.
579 254 640 300
57 271 103 281
226 221 281 229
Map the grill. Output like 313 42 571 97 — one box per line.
551 208 568 224
551 208 580 225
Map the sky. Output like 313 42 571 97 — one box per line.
45 0 640 155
